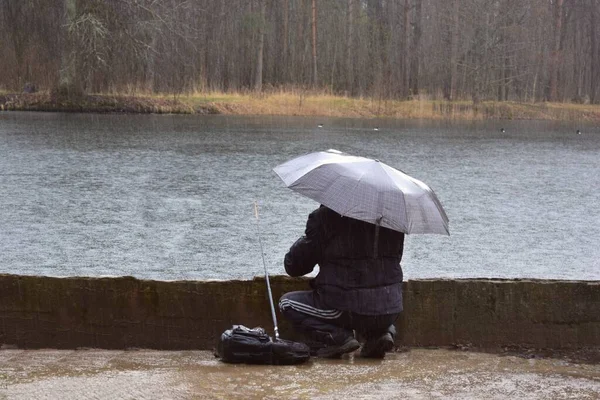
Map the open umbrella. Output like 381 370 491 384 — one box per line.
273 149 449 235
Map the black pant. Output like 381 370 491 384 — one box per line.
279 290 399 346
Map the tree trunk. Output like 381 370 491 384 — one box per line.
311 0 318 87
2 2 26 89
255 0 266 92
410 0 422 97
548 0 563 101
591 0 598 104
346 0 354 94
557 1 570 102
372 0 388 99
502 51 509 101
147 34 158 92
283 0 289 81
449 0 459 100
402 0 410 98
59 0 81 95
532 71 538 103
573 4 582 100
499 19 507 101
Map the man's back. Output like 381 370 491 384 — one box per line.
285 206 405 315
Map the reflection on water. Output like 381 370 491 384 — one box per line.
0 112 598 280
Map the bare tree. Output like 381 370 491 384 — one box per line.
311 0 318 87
590 0 598 103
59 0 78 94
401 0 410 98
282 0 289 82
548 0 564 101
410 0 422 97
1 1 35 88
346 0 355 94
255 0 266 91
449 0 459 100
0 0 596 103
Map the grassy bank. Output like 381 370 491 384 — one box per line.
1 91 600 121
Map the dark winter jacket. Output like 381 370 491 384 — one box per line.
284 206 404 315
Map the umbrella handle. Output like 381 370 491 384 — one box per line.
373 217 382 259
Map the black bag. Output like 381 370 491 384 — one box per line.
216 325 310 365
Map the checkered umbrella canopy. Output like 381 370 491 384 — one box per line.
273 149 449 235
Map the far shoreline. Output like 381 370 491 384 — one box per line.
1 91 600 122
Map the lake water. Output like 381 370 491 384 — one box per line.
0 112 598 281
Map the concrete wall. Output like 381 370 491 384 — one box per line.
0 274 598 350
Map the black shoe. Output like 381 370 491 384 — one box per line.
304 340 327 357
360 332 394 358
316 337 360 359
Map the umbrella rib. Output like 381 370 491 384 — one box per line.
339 168 368 216
378 163 411 231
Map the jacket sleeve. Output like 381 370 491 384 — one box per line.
284 209 322 277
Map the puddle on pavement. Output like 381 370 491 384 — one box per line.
1 349 599 399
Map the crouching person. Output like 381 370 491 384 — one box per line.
279 205 404 358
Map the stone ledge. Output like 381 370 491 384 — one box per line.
0 274 598 350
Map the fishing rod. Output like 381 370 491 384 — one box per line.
253 201 280 341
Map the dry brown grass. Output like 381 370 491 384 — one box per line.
180 92 600 121
1 90 600 121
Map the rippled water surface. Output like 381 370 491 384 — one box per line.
0 112 598 280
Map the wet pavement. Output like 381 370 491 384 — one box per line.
0 348 599 399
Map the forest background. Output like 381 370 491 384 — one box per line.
1 0 599 119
